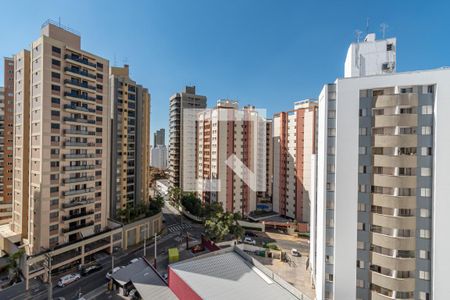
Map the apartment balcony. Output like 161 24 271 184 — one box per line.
374 93 418 108
64 54 97 68
63 79 96 91
370 251 416 272
63 129 95 136
372 213 416 229
370 271 415 294
64 92 95 102
373 174 416 189
371 232 415 251
63 153 95 159
62 210 94 222
64 67 96 80
63 187 95 197
372 155 416 168
63 116 96 125
63 176 95 184
62 198 95 209
373 114 417 127
64 141 96 148
371 194 416 210
373 135 417 148
64 104 96 115
63 165 96 172
62 220 94 234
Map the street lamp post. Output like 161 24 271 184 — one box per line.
154 233 157 269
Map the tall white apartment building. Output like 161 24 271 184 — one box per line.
151 145 168 170
273 99 317 223
312 34 450 300
196 100 268 215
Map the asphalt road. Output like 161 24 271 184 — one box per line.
9 200 204 300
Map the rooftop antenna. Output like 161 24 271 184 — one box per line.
58 17 61 27
122 57 128 66
355 30 363 43
113 53 117 67
366 17 370 34
380 23 389 39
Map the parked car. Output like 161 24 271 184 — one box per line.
81 264 102 276
243 237 256 245
130 258 140 264
106 266 123 280
245 231 257 237
291 248 301 257
57 273 81 287
191 244 205 254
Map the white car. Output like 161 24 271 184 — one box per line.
243 237 256 245
130 258 141 264
291 248 300 257
106 266 122 280
57 273 81 287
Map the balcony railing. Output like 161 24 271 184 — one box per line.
64 92 95 102
64 142 96 147
64 54 97 68
63 176 95 184
64 129 95 136
63 187 95 196
62 198 95 209
63 116 96 124
62 210 94 221
64 104 96 114
64 67 96 79
63 79 96 90
63 153 95 159
63 165 96 172
62 221 94 233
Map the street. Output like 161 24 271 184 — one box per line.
9 200 204 300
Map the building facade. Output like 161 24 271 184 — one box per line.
12 22 111 254
313 34 449 300
169 86 207 189
0 57 15 224
151 145 168 170
154 128 165 146
196 100 268 215
109 65 150 218
272 100 317 223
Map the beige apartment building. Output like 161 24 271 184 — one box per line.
109 64 150 218
273 99 317 223
11 22 111 255
196 100 269 215
169 86 207 189
0 57 15 224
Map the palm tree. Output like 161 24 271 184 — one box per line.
7 248 25 284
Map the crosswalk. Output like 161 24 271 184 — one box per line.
167 223 192 233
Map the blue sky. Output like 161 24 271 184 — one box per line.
1 0 449 144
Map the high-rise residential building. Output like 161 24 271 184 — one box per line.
312 33 449 299
154 128 165 146
196 100 268 215
109 65 150 217
11 22 111 255
169 86 207 189
0 57 14 224
272 99 317 223
344 33 396 78
151 145 168 170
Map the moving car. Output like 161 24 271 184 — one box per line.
291 248 300 257
57 273 81 287
243 237 256 245
106 266 123 280
81 264 102 276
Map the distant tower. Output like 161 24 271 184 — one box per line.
344 33 396 78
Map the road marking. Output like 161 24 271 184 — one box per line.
167 223 191 233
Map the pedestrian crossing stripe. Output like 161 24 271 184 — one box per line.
167 223 192 233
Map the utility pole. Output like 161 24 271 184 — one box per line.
111 253 114 270
154 233 157 269
44 253 52 300
143 224 148 257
